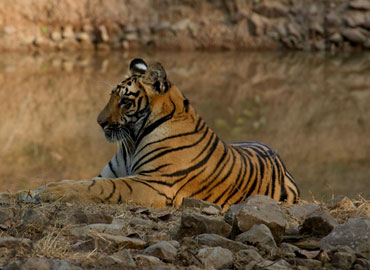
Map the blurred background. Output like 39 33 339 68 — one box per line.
0 0 369 200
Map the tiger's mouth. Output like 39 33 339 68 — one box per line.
102 125 130 143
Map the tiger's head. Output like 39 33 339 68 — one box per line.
97 58 173 144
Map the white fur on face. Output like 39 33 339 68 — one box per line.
135 62 147 72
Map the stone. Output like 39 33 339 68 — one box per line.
95 233 146 250
62 26 74 39
253 2 289 18
144 241 177 263
329 32 343 43
0 208 11 223
287 204 320 219
350 0 370 10
293 237 321 250
327 195 355 209
98 25 109 42
86 213 113 224
341 28 366 43
344 11 366 27
50 260 82 270
176 212 231 239
287 258 322 269
321 217 370 259
247 13 265 36
57 39 79 51
237 248 264 264
111 250 136 267
331 250 356 269
75 32 91 43
230 195 286 243
130 217 152 227
50 31 62 42
353 258 370 270
326 12 342 27
33 36 55 50
0 237 32 248
134 255 164 267
195 233 250 252
299 210 338 237
22 258 50 270
181 197 222 213
197 247 233 270
69 223 124 238
236 224 277 248
201 206 221 215
262 259 292 270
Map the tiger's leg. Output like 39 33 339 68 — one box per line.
34 177 170 208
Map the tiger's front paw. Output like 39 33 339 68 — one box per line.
34 180 81 203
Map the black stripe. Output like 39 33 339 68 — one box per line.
88 179 96 191
163 136 220 177
191 131 215 162
104 179 116 200
121 179 133 193
108 161 118 178
138 164 170 175
173 168 206 200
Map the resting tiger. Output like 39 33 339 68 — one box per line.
2 59 300 211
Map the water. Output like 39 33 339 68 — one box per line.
0 51 369 200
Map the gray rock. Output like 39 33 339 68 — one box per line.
353 258 370 270
344 11 366 27
321 217 370 259
261 259 292 270
287 258 322 269
50 260 82 270
95 233 146 250
293 237 321 250
341 28 366 43
111 250 136 267
134 255 164 266
201 206 221 215
197 247 233 269
237 248 264 264
130 217 152 227
69 223 124 238
236 224 277 248
253 1 289 18
329 32 343 43
176 212 231 238
0 236 32 248
350 0 370 10
326 12 342 27
22 258 50 270
287 204 320 219
0 208 12 223
144 241 178 263
195 233 250 252
300 210 338 237
86 213 113 224
181 197 222 213
229 195 286 243
331 250 356 270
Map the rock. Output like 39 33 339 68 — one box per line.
195 233 250 252
321 217 370 259
344 11 366 27
201 206 221 215
247 13 265 36
3 261 21 270
22 258 50 270
130 217 152 227
299 210 338 237
50 260 82 270
331 250 356 269
262 259 292 270
229 195 286 243
237 248 264 264
310 21 324 35
350 0 370 10
236 224 277 248
86 213 113 224
0 236 32 248
94 233 146 250
135 255 164 267
50 31 62 42
279 242 301 257
287 204 320 219
329 32 343 43
0 208 12 223
98 25 109 42
253 2 289 18
111 250 136 268
144 241 177 263
176 212 231 239
152 22 171 33
353 258 370 270
326 12 342 27
57 39 79 51
62 26 74 39
287 258 322 269
69 223 124 238
69 239 95 252
75 32 91 43
341 28 366 43
293 237 321 250
181 197 222 213
197 247 233 270
33 36 55 50
327 195 355 209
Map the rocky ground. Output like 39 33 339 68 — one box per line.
2 0 370 51
0 195 369 270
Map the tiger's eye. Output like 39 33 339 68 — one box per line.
119 97 133 108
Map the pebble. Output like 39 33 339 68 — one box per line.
197 247 233 270
144 241 178 263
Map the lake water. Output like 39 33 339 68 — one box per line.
0 50 369 201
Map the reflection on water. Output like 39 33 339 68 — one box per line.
0 51 369 200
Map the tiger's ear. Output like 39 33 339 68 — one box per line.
129 58 147 75
142 62 169 95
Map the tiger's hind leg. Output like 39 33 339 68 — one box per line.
33 177 171 208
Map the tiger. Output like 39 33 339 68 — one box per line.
2 58 300 211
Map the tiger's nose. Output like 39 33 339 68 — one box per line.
97 117 108 129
